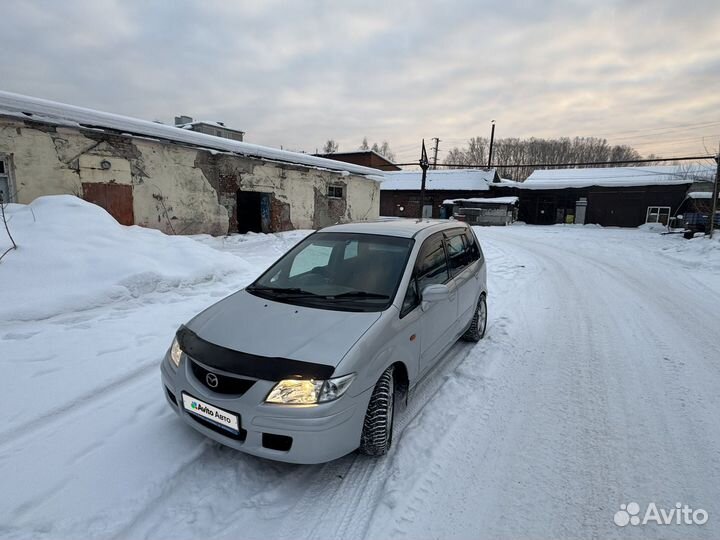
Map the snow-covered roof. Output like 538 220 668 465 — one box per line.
0 91 379 177
521 165 714 189
686 191 719 199
381 168 497 191
444 196 519 205
177 120 245 134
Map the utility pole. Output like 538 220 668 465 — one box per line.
709 143 720 238
487 120 496 168
431 137 441 169
419 139 430 220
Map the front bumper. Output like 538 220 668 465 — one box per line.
160 354 371 464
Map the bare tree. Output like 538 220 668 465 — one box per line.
0 192 17 263
323 139 339 154
362 139 395 161
377 141 396 162
445 136 642 180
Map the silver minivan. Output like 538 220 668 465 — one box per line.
161 219 488 464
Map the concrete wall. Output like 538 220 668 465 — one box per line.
0 116 379 235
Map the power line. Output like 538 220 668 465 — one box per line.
406 121 720 150
625 134 720 147
394 155 715 169
592 120 720 139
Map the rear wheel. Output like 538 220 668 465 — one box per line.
462 294 487 342
359 367 395 456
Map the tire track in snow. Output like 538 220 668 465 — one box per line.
455 230 720 538
275 341 480 540
0 360 159 448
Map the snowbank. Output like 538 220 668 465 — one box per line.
0 196 249 321
658 233 720 270
637 222 668 233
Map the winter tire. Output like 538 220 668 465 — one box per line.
359 366 395 456
462 294 487 342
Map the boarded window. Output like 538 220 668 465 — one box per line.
82 182 134 225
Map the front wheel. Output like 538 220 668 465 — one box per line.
462 294 487 342
358 367 395 456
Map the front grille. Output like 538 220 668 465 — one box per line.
190 360 256 395
187 412 247 441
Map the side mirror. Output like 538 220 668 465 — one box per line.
421 284 450 310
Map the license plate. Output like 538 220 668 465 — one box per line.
182 393 240 433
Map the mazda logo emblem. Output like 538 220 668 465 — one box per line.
206 372 219 388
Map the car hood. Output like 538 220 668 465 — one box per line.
186 289 382 367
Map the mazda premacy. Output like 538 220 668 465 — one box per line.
161 219 487 464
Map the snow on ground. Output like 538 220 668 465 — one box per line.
1 198 720 539
0 196 250 321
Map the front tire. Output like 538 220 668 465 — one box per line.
359 366 395 456
462 294 487 342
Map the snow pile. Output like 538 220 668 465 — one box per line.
0 196 249 321
658 233 720 270
637 222 668 233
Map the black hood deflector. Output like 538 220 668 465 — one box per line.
176 325 335 381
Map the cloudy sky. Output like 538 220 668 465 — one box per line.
2 0 719 163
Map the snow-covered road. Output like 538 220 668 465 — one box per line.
2 207 719 539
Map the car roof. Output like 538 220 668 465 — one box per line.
320 218 468 238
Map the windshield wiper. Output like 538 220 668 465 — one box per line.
247 286 320 297
330 291 390 300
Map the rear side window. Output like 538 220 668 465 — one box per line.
416 233 449 291
464 229 482 263
445 233 469 277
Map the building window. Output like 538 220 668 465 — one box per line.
646 206 671 225
327 185 344 198
0 155 12 203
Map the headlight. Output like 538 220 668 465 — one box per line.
265 373 355 405
169 337 183 368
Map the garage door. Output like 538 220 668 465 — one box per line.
82 182 134 226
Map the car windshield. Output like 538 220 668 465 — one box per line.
247 232 414 311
